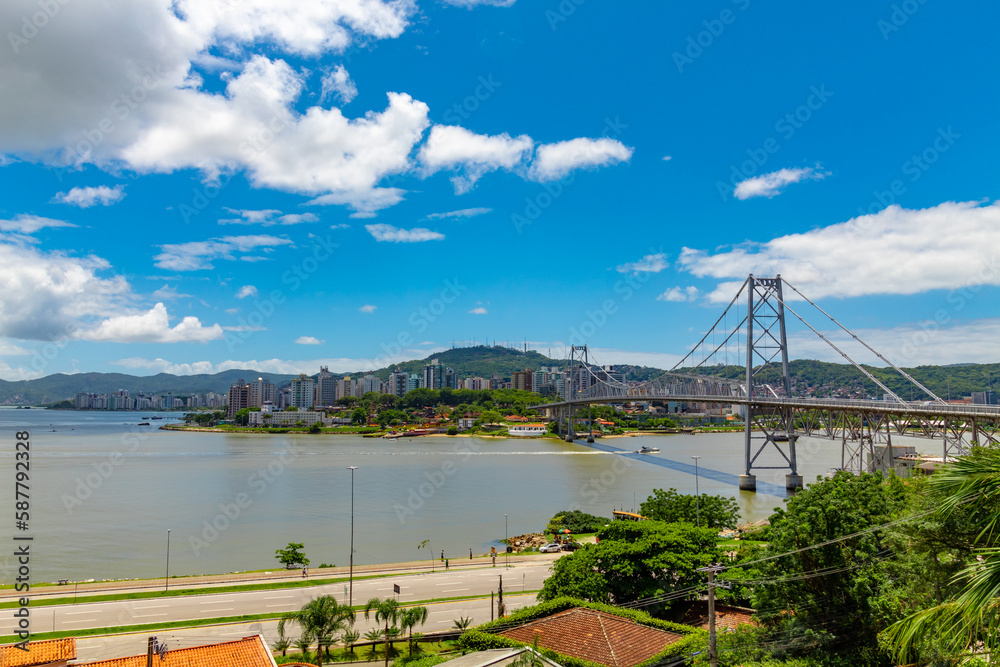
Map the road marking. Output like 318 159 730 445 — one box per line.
63 619 98 624
133 613 168 618
263 595 294 600
200 608 235 613
200 599 235 604
65 610 99 615
133 604 170 610
442 588 469 593
266 603 295 608
376 587 393 591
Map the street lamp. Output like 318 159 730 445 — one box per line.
347 466 358 607
165 529 171 591
691 457 701 527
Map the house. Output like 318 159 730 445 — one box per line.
0 638 76 667
499 607 685 667
677 601 757 632
73 635 276 667
508 423 547 437
441 647 562 667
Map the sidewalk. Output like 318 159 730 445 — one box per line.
0 553 556 601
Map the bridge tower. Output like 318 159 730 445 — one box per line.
740 275 803 491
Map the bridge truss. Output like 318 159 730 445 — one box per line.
534 275 1000 491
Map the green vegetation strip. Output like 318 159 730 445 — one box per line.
0 591 541 645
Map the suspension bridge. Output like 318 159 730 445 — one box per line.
533 275 1000 492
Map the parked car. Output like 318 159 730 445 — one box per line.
561 541 582 551
539 543 563 553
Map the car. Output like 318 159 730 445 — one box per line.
538 543 562 553
561 541 581 551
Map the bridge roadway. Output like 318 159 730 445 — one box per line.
534 394 1000 421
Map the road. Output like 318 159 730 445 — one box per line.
1 559 554 637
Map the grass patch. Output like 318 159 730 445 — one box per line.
276 641 456 665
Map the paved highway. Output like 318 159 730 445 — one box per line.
2 559 555 636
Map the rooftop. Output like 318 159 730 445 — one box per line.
73 636 275 667
0 638 77 667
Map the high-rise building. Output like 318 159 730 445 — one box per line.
227 380 249 419
388 370 410 397
290 374 315 409
408 374 421 392
513 369 533 392
361 374 383 395
336 377 353 401
315 367 337 407
422 360 445 390
248 377 275 408
445 367 458 390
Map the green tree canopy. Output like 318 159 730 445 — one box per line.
277 595 355 667
275 542 310 569
545 509 609 535
639 487 741 529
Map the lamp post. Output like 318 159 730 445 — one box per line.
691 457 702 527
165 529 171 591
505 514 509 569
347 466 358 607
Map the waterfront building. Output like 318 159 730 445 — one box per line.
508 423 548 436
248 377 275 408
423 359 445 390
290 374 315 409
513 369 533 392
361 373 383 395
227 380 250 419
389 370 410 397
408 373 422 392
336 376 353 400
314 367 337 407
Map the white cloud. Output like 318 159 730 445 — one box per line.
154 235 293 271
152 284 192 300
320 65 358 105
418 125 533 193
359 304 378 313
662 155 672 161
679 200 1000 302
444 0 516 6
308 187 408 218
222 325 266 332
0 215 77 234
295 336 324 345
657 286 700 302
425 207 492 220
111 357 217 375
53 185 125 207
219 209 318 226
733 166 826 200
616 253 668 274
79 303 223 343
529 137 633 181
469 307 488 315
236 285 258 299
365 223 444 243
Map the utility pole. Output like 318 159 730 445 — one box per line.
146 637 155 667
697 565 726 667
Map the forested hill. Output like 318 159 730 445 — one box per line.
0 346 996 405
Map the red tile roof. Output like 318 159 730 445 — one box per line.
1 638 76 667
499 607 683 667
678 602 757 632
74 636 275 667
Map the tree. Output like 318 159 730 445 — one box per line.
400 605 429 656
351 407 368 425
278 595 356 667
342 629 360 658
363 629 384 659
750 471 904 662
545 510 609 535
447 425 459 436
234 407 251 426
639 488 741 529
452 616 473 630
478 409 503 425
308 421 322 433
364 597 401 667
275 542 310 569
538 520 718 605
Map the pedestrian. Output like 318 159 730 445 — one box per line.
440 549 444 561
469 548 473 559
302 566 307 578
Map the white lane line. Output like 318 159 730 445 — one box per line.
133 604 170 610
442 588 469 593
200 599 235 604
65 610 99 615
200 608 235 613
133 613 168 618
376 587 393 591
266 603 296 608
63 619 98 624
263 595 294 600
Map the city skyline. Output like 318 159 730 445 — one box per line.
2 1 999 381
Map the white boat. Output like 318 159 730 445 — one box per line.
638 446 660 454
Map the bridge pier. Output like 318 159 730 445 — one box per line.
738 474 756 491
786 473 803 490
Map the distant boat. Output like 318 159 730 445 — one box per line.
151 416 163 420
138 422 151 426
142 417 151 419
638 446 660 454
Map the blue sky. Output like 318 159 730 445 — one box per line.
1 0 998 379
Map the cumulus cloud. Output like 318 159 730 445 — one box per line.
679 200 1000 302
0 215 77 234
425 207 492 220
469 307 488 315
152 284 192 300
79 303 223 343
365 223 444 242
111 357 217 375
359 304 378 313
219 209 319 226
52 185 125 207
529 137 633 181
295 336 324 345
733 166 827 200
444 0 516 6
320 65 358 105
154 235 293 271
657 286 700 302
236 285 258 299
418 125 533 193
616 253 668 274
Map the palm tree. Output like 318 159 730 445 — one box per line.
271 637 290 657
885 448 1000 662
452 616 474 631
400 606 429 656
341 629 360 658
294 637 312 661
279 595 356 667
363 597 401 667
363 629 384 660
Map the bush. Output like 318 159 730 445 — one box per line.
545 510 609 535
447 425 459 436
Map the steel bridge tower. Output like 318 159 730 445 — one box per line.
740 275 803 491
